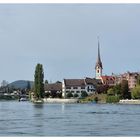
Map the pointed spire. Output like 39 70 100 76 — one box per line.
95 36 103 69
97 36 101 63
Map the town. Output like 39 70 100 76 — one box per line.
0 40 140 104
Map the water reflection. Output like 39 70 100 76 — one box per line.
61 103 65 113
33 103 44 109
32 103 45 136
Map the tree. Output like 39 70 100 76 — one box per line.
106 85 121 103
34 63 44 99
121 80 130 99
132 85 140 99
73 93 79 98
107 84 121 96
66 92 73 98
107 88 114 96
113 84 121 95
96 85 109 94
106 96 119 103
137 75 140 85
81 91 88 98
131 76 140 99
45 80 48 84
94 97 98 103
56 92 62 98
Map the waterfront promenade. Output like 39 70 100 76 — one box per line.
119 99 140 104
43 98 78 103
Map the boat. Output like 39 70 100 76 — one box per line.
19 97 28 101
33 99 44 104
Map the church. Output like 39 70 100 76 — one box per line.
61 39 108 98
95 39 116 86
45 39 116 98
45 39 140 98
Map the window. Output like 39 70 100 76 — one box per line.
66 87 71 89
87 86 89 92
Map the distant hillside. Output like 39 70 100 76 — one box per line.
8 80 34 89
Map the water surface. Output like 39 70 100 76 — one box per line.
0 101 140 136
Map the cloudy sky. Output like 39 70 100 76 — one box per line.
0 4 140 83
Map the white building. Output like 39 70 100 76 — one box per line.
62 77 96 98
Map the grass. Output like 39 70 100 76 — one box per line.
0 95 19 100
79 93 107 103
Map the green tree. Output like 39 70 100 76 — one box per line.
45 80 48 84
107 88 114 96
137 75 140 86
106 85 121 103
94 97 98 103
113 84 121 95
106 96 120 103
81 91 88 98
132 85 140 99
121 80 130 99
73 93 79 98
34 63 44 99
66 92 73 98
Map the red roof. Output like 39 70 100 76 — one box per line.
101 76 115 85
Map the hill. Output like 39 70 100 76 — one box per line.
8 80 34 89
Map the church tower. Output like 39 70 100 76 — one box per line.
95 38 103 79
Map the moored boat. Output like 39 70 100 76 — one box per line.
19 97 28 101
33 99 44 104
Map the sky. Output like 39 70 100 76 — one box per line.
0 4 140 83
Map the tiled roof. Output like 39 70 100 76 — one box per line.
101 76 115 81
101 76 115 85
44 83 62 91
85 77 100 85
64 79 85 87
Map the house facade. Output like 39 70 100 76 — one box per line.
117 72 140 89
44 82 62 97
62 78 96 98
100 76 116 86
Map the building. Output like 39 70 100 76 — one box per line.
94 39 115 87
44 82 62 97
95 39 103 80
62 78 96 98
100 75 116 86
118 72 139 89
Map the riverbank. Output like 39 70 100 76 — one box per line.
119 99 140 104
43 98 79 103
79 94 107 103
0 94 19 100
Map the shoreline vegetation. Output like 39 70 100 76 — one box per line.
1 63 140 105
1 93 140 105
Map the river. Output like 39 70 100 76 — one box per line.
0 101 140 136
